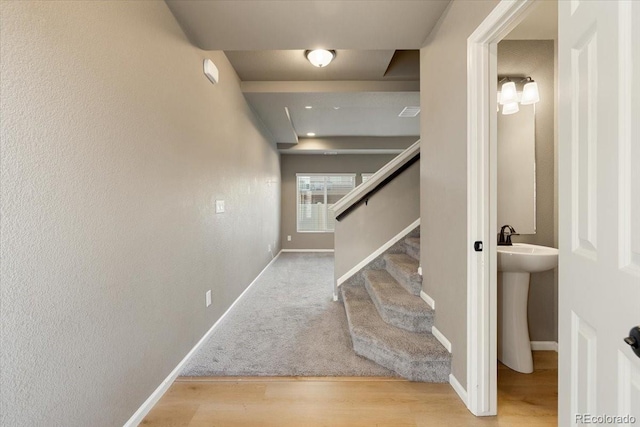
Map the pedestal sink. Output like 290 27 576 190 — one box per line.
497 243 558 373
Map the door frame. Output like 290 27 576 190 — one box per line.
465 0 538 416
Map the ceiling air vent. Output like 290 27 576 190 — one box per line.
398 106 420 117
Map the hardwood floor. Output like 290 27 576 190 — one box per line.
141 352 557 426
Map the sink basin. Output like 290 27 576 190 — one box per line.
497 243 558 273
497 243 558 374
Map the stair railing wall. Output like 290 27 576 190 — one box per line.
333 141 421 298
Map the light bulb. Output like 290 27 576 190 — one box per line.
520 81 540 105
502 102 519 115
306 49 335 68
500 81 518 105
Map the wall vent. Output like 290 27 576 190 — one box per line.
398 106 420 117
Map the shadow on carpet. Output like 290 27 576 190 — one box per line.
181 252 395 377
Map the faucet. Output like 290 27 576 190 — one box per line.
498 225 519 246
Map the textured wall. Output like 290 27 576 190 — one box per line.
334 160 420 280
420 0 499 389
0 2 280 426
498 40 557 342
281 154 395 250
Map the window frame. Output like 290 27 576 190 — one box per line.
361 173 374 185
295 173 356 233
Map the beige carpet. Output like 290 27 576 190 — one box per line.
181 252 395 377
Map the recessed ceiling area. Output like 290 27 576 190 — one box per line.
165 0 448 150
226 50 419 82
243 89 419 143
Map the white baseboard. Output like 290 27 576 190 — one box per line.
336 218 420 287
531 341 558 352
123 250 283 426
281 249 334 253
420 290 435 310
449 373 468 407
432 326 452 353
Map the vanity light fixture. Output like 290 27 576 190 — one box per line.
499 81 518 105
498 76 540 115
502 102 520 115
305 49 336 68
520 78 540 105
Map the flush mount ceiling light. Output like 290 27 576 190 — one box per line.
305 49 336 68
306 132 316 137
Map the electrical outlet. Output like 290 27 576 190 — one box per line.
205 290 212 307
287 235 291 241
215 200 225 214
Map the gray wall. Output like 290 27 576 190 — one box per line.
498 40 557 342
335 161 420 281
281 154 395 250
0 2 280 426
420 0 499 389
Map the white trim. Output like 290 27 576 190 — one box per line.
280 149 404 155
449 373 469 407
432 326 452 353
295 173 357 177
530 341 559 352
466 0 537 417
123 251 283 427
281 249 335 253
335 218 420 287
332 140 420 217
420 290 435 310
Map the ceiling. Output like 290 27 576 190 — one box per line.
165 1 559 150
165 1 451 50
165 1 450 151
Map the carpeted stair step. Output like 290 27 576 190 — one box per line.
341 285 451 382
383 253 421 296
404 237 420 260
364 270 433 332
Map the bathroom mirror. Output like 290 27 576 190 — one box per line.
497 104 536 234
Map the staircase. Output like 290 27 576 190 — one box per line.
340 229 451 382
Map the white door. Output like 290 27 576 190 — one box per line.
558 0 640 425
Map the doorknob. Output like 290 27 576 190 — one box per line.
624 326 640 358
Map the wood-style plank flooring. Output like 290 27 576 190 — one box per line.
141 352 557 426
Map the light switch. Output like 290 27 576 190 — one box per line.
215 200 225 213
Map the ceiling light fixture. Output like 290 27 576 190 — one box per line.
306 132 316 137
305 106 313 109
305 49 336 68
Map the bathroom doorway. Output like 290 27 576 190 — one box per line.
467 0 640 422
494 6 559 422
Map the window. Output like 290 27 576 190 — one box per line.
361 173 374 184
297 174 355 232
